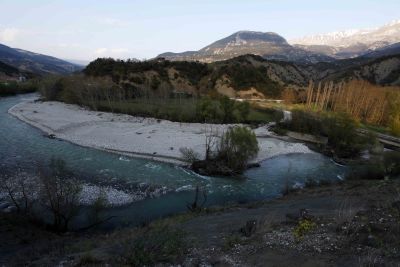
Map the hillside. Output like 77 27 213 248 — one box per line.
84 56 298 99
0 61 20 77
84 53 400 101
158 31 333 64
323 54 400 85
0 43 83 75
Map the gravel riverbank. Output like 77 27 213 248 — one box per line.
8 98 315 165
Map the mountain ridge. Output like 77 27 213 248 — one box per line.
0 43 83 75
158 31 334 64
291 20 400 59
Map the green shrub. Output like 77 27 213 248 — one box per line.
279 110 368 158
280 109 322 135
217 126 259 173
321 113 367 158
293 219 316 240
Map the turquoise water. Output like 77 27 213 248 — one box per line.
0 94 346 228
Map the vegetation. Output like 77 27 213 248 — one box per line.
0 80 38 96
122 222 186 266
39 158 82 232
277 109 368 158
293 219 316 241
209 61 283 97
0 158 110 233
304 80 400 136
345 150 400 180
39 74 274 124
217 126 259 172
192 126 259 175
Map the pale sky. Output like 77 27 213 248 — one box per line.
0 0 399 61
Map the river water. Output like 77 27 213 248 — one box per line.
0 94 346 228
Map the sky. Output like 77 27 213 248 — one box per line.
0 0 399 61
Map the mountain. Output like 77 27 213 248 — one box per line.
323 54 400 86
292 20 400 59
362 42 400 59
0 43 83 75
64 59 91 66
0 60 36 80
0 61 21 77
158 31 334 64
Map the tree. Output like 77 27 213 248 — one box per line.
388 91 400 136
0 170 37 214
219 96 236 123
217 126 259 173
236 101 250 121
39 158 82 232
281 88 296 104
204 126 219 160
195 97 222 123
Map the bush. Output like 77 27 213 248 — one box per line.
195 97 223 123
293 219 316 240
321 113 367 158
280 109 322 135
236 101 250 121
279 110 368 158
217 126 259 173
179 147 201 163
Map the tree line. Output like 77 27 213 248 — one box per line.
303 80 400 136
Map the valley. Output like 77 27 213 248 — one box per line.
1 4 400 266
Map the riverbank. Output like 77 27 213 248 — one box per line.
8 98 314 165
2 177 400 266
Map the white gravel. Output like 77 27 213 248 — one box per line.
8 99 314 165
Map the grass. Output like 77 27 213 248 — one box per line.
122 224 187 266
247 108 274 124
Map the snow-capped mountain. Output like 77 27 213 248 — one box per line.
291 20 400 58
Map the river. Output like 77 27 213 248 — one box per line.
0 94 346 229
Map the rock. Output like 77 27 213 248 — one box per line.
48 134 56 139
240 219 257 237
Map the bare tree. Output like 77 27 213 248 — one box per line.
39 159 82 232
187 186 207 212
204 126 219 160
0 170 38 214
